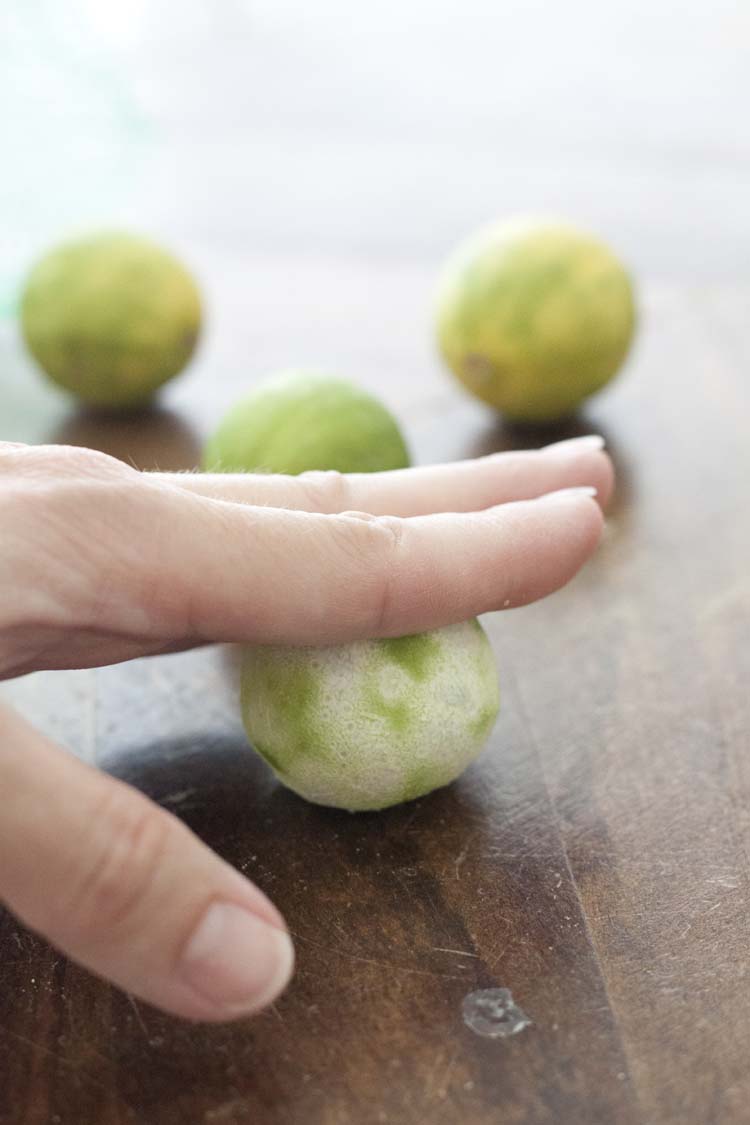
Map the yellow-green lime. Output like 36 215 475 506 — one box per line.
20 231 202 408
435 216 636 422
240 620 499 811
203 370 410 475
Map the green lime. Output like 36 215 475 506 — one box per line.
21 231 202 408
241 620 499 811
436 216 636 422
203 370 410 475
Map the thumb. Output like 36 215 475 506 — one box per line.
0 703 294 1022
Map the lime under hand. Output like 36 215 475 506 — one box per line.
210 372 499 811
240 622 500 811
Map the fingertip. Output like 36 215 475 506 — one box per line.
596 449 615 510
178 902 295 1022
487 486 604 611
534 484 605 550
541 434 606 454
539 435 615 510
539 485 598 500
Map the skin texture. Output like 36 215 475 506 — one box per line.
203 371 410 475
21 232 202 408
436 217 636 421
0 437 611 1022
240 620 500 811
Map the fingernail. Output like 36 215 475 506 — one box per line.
180 902 295 1015
540 485 598 502
542 434 605 454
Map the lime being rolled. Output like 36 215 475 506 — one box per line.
203 370 410 475
20 231 202 408
435 216 636 422
208 375 501 810
240 622 500 811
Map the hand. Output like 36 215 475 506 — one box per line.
0 437 612 1021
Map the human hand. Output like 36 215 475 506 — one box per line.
0 436 612 1021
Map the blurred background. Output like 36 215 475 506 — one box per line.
4 8 750 1120
3 0 749 279
2 0 749 459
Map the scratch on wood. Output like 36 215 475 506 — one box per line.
437 1052 459 1100
291 933 464 980
454 844 470 880
162 788 200 808
393 870 417 900
204 1098 251 1122
485 945 508 972
504 659 638 1088
397 804 423 836
332 920 357 948
424 1049 459 1104
126 993 150 1040
0 1026 108 1092
432 948 478 958
423 1049 447 1101
706 876 740 889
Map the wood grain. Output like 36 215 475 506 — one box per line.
0 274 749 1124
5 0 750 1116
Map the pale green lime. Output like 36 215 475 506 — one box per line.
21 232 201 408
436 216 636 422
203 370 409 475
240 620 499 811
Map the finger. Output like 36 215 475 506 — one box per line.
155 435 613 515
145 486 603 645
0 704 294 1022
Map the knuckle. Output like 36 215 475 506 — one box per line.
0 442 41 475
369 513 405 551
60 783 174 943
369 516 406 631
332 513 405 632
44 444 130 479
0 442 128 483
297 469 351 513
331 510 401 557
0 442 29 467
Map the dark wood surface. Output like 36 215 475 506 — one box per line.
3 4 750 1120
1 272 749 1125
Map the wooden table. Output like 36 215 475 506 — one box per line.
1 263 749 1125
